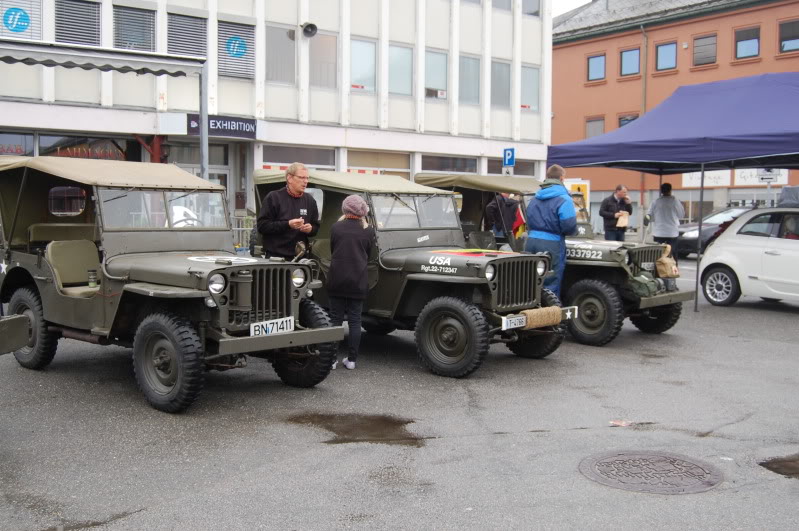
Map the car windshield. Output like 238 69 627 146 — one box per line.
372 194 459 229
703 207 749 225
99 188 228 230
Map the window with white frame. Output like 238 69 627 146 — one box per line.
425 50 447 99
521 65 539 111
265 25 295 84
389 45 413 96
113 6 155 52
310 33 338 89
55 0 100 46
217 21 254 79
351 39 376 92
491 60 510 107
459 55 480 105
168 13 206 57
0 0 42 40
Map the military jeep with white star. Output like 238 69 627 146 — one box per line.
0 157 344 412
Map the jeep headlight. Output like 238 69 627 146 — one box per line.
625 252 633 265
292 268 306 287
208 273 226 294
683 229 699 239
485 264 496 281
536 261 547 276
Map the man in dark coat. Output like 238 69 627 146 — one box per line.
256 162 319 260
485 193 520 237
599 185 633 241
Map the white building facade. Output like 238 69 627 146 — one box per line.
0 0 552 213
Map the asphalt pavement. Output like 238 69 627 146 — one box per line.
1 274 798 530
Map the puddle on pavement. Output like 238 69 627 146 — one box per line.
287 413 425 447
759 454 799 479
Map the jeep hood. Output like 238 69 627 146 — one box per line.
566 238 661 251
382 247 532 277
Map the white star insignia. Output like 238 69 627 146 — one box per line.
565 310 572 319
0 260 7 274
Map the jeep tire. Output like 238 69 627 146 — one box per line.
630 303 682 334
272 300 337 388
133 313 204 413
415 297 489 378
565 279 625 347
508 289 565 359
8 287 59 370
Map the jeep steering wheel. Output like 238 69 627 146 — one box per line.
173 217 204 227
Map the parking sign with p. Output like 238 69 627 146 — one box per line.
503 148 515 167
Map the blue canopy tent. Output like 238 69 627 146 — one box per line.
548 73 799 310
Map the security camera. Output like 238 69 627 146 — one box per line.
301 22 317 38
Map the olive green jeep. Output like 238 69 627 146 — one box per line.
252 169 576 378
0 157 344 413
415 173 694 347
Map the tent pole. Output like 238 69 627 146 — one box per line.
200 61 209 181
694 162 705 312
639 172 646 242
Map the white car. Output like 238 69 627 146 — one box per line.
700 207 799 306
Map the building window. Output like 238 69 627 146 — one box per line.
587 54 605 81
351 39 376 92
491 61 510 107
619 114 638 127
779 20 799 53
459 55 480 105
735 27 759 58
39 135 127 160
168 14 206 57
656 42 677 70
310 33 338 89
0 132 35 156
585 118 604 138
523 0 540 16
493 0 511 10
425 50 448 99
521 65 539 111
263 145 335 169
265 25 295 84
1 0 42 40
461 0 481 4
422 155 477 173
113 6 155 52
620 48 639 76
55 0 100 46
169 144 229 166
389 45 413 96
217 21 255 79
488 159 536 177
693 34 716 66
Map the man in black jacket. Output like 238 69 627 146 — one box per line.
485 193 519 237
257 162 319 260
599 184 633 241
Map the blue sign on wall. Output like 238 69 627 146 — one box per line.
226 36 247 58
3 8 31 33
503 148 516 167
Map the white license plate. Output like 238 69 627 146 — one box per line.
250 316 294 336
642 262 655 271
501 314 527 330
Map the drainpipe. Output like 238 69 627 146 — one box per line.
639 24 649 242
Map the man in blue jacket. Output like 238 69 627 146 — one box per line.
524 165 577 298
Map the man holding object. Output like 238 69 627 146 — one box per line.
600 184 633 241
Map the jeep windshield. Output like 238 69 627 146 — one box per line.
372 194 459 229
99 188 228 230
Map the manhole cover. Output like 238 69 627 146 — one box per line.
579 451 723 494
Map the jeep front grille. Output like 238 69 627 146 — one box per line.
629 247 664 276
494 258 537 311
227 266 293 326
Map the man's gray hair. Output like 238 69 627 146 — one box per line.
285 162 307 179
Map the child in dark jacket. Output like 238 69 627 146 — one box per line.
327 195 375 370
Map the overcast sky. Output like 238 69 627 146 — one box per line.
552 0 592 17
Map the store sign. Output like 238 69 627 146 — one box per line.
734 168 788 186
682 170 731 188
187 114 256 140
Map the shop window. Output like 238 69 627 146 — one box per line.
421 155 476 173
620 48 639 76
488 159 536 177
0 0 42 40
351 39 376 92
585 118 604 138
168 144 229 166
39 136 126 160
523 0 540 16
168 14 207 57
48 187 86 217
656 42 677 70
389 45 413 96
587 54 605 81
521 65 539 111
459 56 480 105
114 6 155 52
310 33 337 89
263 145 335 168
491 61 511 107
693 34 716 66
0 132 34 156
349 151 410 170
55 0 100 46
425 50 447 99
265 25 295 84
779 20 799 53
217 21 255 79
619 115 638 127
735 27 759 58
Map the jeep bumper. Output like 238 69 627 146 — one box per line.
638 290 695 309
0 315 31 354
502 306 578 330
214 325 346 356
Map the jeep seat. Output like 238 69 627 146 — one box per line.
28 223 97 251
45 240 101 298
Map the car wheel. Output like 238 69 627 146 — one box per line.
565 279 625 347
702 266 741 306
272 300 337 388
133 313 204 413
8 287 59 370
415 297 489 378
630 303 682 334
507 289 565 359
362 320 397 335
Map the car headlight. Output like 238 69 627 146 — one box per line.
292 268 306 287
536 261 547 276
485 264 496 281
208 273 226 294
683 229 699 239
